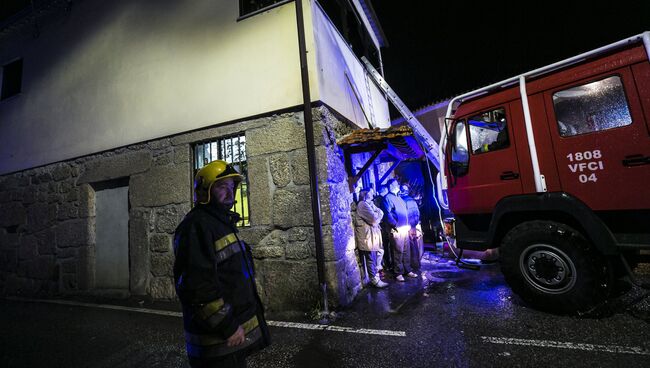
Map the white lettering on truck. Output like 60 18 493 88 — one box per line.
566 150 604 183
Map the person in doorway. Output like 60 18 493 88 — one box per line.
354 188 388 288
374 185 393 274
400 184 423 275
383 179 417 282
173 160 270 368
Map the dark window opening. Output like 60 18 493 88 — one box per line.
239 0 289 17
0 2 28 20
5 225 19 234
317 0 381 70
193 134 250 227
1 58 23 100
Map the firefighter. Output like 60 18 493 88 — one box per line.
173 160 270 368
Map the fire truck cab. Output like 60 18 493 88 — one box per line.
442 32 650 313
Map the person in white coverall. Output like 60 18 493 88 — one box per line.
354 188 388 288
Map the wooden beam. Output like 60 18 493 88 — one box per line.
378 159 401 186
343 149 354 183
344 142 387 154
348 148 383 192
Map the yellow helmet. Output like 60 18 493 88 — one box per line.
194 160 243 204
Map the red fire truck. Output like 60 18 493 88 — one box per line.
441 32 650 313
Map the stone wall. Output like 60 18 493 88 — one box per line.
241 106 361 311
0 105 363 312
0 140 194 299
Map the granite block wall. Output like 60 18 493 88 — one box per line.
0 106 363 311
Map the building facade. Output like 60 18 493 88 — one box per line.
0 0 390 311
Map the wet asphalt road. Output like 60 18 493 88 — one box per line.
1 251 649 368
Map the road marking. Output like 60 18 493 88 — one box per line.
6 297 183 317
267 321 406 337
6 297 406 337
481 336 650 356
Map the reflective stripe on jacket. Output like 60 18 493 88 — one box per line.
185 315 263 358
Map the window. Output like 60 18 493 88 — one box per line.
193 134 250 227
552 76 632 137
468 108 509 154
1 58 23 101
240 0 289 18
317 0 381 70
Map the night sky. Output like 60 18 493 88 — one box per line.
372 0 650 116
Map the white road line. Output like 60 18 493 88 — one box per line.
267 321 406 337
5 297 406 337
481 336 650 356
6 297 183 317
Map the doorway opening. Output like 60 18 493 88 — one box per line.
93 178 130 291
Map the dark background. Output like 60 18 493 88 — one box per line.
372 0 650 116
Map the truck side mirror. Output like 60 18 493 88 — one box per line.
449 120 469 177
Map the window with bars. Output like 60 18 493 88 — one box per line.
193 134 250 227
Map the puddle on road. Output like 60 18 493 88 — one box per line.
429 270 465 280
350 250 650 321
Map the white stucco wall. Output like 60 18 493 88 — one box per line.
310 2 390 130
0 0 308 174
0 0 389 175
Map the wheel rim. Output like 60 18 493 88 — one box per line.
519 243 577 294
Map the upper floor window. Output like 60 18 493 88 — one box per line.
1 58 23 101
240 0 290 18
193 134 250 227
468 108 509 154
317 0 381 70
552 76 632 137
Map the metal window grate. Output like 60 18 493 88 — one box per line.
193 134 249 227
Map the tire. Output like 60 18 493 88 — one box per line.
500 220 612 314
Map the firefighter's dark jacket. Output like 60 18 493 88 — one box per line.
173 203 270 359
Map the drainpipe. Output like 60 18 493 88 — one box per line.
294 0 329 316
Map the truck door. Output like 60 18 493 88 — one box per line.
544 70 650 210
447 106 523 214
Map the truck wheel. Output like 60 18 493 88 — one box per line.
500 221 611 314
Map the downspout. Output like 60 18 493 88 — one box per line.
294 0 329 316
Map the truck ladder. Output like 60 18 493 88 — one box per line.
360 57 441 171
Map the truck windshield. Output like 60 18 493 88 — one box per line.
467 108 508 154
